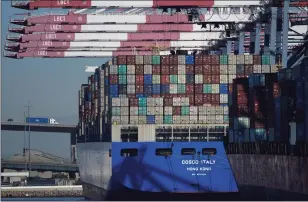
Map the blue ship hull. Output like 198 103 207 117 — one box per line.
77 142 239 200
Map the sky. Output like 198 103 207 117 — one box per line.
1 1 110 160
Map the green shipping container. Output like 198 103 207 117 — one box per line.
203 84 212 94
170 75 178 84
164 115 173 124
261 56 270 65
177 84 186 94
138 98 147 107
118 75 127 84
138 107 147 116
181 106 190 115
112 107 121 116
219 55 228 64
118 65 127 74
152 55 161 65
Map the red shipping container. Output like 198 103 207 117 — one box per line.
136 65 144 74
194 84 203 94
211 75 220 84
161 75 170 84
109 75 118 84
186 84 194 94
203 75 212 84
152 65 161 74
186 65 194 74
91 75 94 83
164 97 173 106
136 85 144 94
127 55 136 65
194 94 203 106
195 65 203 74
136 75 144 84
212 94 220 105
161 65 170 74
170 65 178 74
203 65 211 74
195 55 203 65
118 55 127 64
253 55 261 65
210 55 220 65
273 83 280 98
211 65 220 75
202 55 210 64
161 56 170 65
238 105 249 115
169 55 178 65
129 98 138 107
152 94 161 98
187 94 195 105
173 107 181 115
236 84 245 91
203 94 212 105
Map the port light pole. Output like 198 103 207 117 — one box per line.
24 101 32 173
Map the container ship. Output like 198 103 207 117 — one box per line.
75 54 295 200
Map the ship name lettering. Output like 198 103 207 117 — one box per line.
53 16 66 22
201 160 215 165
38 51 47 56
57 0 70 5
42 41 52 46
46 34 57 39
182 160 199 165
50 24 62 30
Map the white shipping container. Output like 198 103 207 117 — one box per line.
220 94 228 104
261 65 271 73
223 106 229 114
253 65 262 73
127 75 135 84
211 84 219 93
215 106 224 114
245 55 253 64
234 117 250 129
120 98 129 106
198 115 206 124
138 116 147 124
144 56 152 65
208 106 216 115
147 98 154 107
236 55 245 64
229 74 236 83
180 97 189 106
228 65 236 74
195 75 203 84
120 116 129 124
181 116 190 124
136 56 144 64
209 115 216 124
147 107 155 115
170 84 178 94
127 85 135 94
173 97 181 106
127 65 136 74
144 65 152 74
178 65 186 74
173 116 181 124
109 65 118 75
112 98 121 107
152 75 161 84
130 107 138 116
111 116 121 125
198 106 207 115
228 55 237 64
155 107 164 115
271 65 278 73
155 116 163 124
178 55 186 65
220 65 228 74
190 116 198 124
178 75 186 84
190 106 198 115
120 107 129 115
164 107 173 115
154 98 164 106
215 115 224 124
220 75 228 84
130 116 139 124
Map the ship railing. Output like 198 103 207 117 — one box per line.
8 27 24 32
11 0 29 7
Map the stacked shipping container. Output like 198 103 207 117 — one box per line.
78 54 279 142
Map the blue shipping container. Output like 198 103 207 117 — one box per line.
144 85 153 96
109 85 119 97
219 84 228 94
185 55 194 65
144 75 153 84
186 74 194 84
161 84 170 94
136 94 144 98
26 117 49 124
296 123 305 142
152 84 161 94
146 115 155 124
